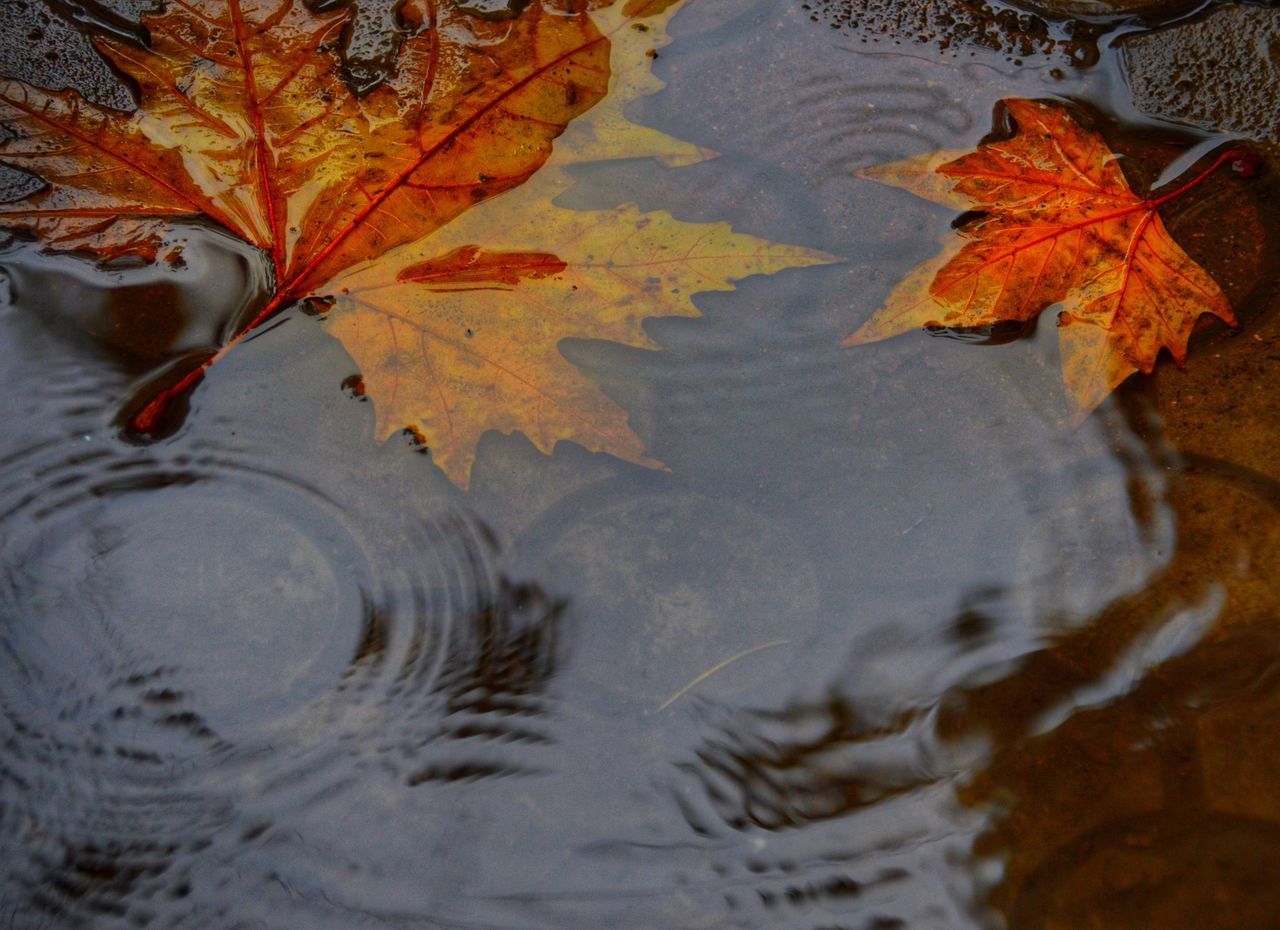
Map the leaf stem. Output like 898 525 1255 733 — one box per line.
128 7 623 435
131 144 1252 436
1146 149 1250 210
129 290 289 432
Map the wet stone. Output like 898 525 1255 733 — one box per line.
90 0 162 18
1121 3 1280 144
1014 0 1198 16
799 0 1119 65
0 161 44 203
453 0 532 18
0 0 137 109
306 0 407 94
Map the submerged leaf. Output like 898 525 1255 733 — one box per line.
846 98 1244 419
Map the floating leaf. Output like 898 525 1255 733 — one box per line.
0 0 832 485
845 98 1250 419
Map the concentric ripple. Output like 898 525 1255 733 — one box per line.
0 219 571 926
0 425 562 926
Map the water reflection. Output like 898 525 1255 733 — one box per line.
655 381 1280 927
941 323 1280 925
0 450 567 925
0 243 571 922
680 698 934 832
2 0 1279 926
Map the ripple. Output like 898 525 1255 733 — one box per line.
0 443 367 730
0 422 564 924
774 74 978 179
0 220 575 923
0 438 352 922
676 698 936 835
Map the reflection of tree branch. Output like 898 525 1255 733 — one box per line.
936 565 1197 746
680 696 930 833
950 411 1280 923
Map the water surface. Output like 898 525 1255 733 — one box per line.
2 0 1279 927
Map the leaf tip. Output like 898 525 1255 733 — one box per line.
840 326 874 349
803 249 846 269
854 162 887 184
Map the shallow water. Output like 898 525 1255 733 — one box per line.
2 0 1279 927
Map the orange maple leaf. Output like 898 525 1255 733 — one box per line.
0 0 613 279
844 98 1251 419
0 0 832 485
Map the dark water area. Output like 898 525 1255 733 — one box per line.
2 0 1280 927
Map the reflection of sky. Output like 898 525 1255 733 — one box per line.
1 0 1277 927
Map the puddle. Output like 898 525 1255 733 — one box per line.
1 0 1278 927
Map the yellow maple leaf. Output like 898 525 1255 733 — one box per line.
0 0 834 486
321 0 836 485
326 165 831 484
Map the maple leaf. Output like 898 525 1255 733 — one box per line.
0 0 833 486
319 0 833 483
1 0 614 279
844 98 1251 419
326 168 828 483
